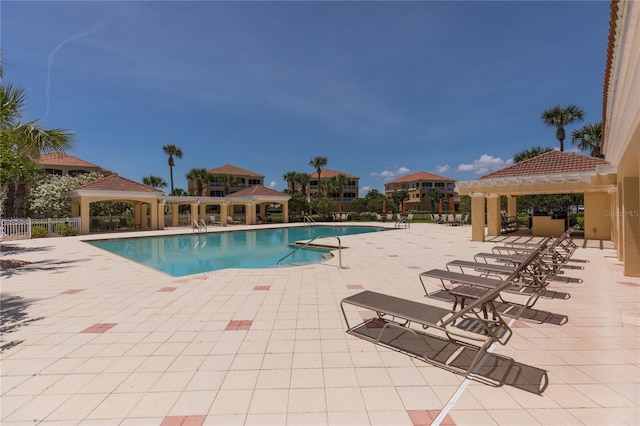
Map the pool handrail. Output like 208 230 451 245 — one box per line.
277 234 342 268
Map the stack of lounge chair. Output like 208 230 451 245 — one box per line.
341 226 583 382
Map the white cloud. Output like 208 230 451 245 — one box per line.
435 164 450 173
359 186 372 194
269 181 277 188
370 166 410 181
457 154 513 175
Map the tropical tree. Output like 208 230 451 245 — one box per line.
309 156 328 197
283 171 298 192
1 66 75 216
216 173 238 196
163 144 183 195
294 172 310 200
185 168 211 196
513 146 553 163
571 122 603 158
364 189 385 212
541 104 584 151
311 196 336 219
389 190 409 213
423 188 441 212
331 173 350 212
142 175 167 189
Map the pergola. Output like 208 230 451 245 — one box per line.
68 175 290 234
456 151 616 241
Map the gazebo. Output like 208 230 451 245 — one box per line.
456 151 616 242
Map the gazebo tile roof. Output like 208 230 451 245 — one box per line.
76 174 162 193
227 185 287 197
387 171 455 183
481 150 609 179
208 164 264 177
37 153 101 168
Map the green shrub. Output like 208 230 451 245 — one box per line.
58 224 78 236
31 226 49 238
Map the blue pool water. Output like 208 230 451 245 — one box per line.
88 226 385 277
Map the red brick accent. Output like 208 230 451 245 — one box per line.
61 289 84 294
160 415 206 426
408 410 455 425
158 287 178 292
254 286 271 290
407 266 421 269
620 281 640 287
225 320 252 331
81 323 117 333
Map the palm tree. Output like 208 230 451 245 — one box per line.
332 174 350 212
295 172 310 200
571 122 603 158
1 70 75 216
163 144 183 195
185 168 211 196
142 175 167 189
283 171 297 192
513 146 553 163
541 105 584 151
423 188 441 213
216 174 238 196
309 156 328 197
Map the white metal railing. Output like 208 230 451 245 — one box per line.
303 215 316 226
1 217 81 239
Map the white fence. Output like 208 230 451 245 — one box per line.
1 217 81 239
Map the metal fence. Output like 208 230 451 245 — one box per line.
1 217 82 239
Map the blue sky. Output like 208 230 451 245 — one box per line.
3 1 611 194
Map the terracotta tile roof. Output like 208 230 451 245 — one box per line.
481 150 610 179
37 152 102 168
602 0 620 150
308 168 358 179
387 171 455 184
75 174 162 193
227 185 288 197
208 164 264 177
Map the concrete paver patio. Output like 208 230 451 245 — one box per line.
1 223 638 425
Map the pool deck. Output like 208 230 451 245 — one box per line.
1 223 638 425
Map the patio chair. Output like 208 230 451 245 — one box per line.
227 216 241 225
500 211 519 233
420 242 552 318
209 215 221 226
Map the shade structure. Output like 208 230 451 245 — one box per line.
450 197 455 215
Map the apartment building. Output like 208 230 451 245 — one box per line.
308 168 359 205
36 153 111 177
193 164 264 197
384 171 457 211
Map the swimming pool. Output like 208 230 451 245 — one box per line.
88 225 386 277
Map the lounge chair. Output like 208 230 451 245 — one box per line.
500 211 519 233
420 242 552 318
227 216 241 225
209 215 221 226
341 287 513 379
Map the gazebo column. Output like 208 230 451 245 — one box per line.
80 198 91 235
140 204 148 229
246 202 256 225
584 192 611 240
190 203 198 227
199 204 207 224
134 203 141 229
220 203 228 226
486 194 501 237
149 200 158 230
157 201 165 230
470 193 485 242
622 176 640 276
171 204 179 227
507 195 517 218
283 202 289 223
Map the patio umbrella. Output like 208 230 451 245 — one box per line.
438 199 443 214
402 200 406 213
450 198 455 215
382 200 387 214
